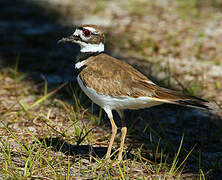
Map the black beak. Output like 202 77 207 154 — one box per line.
57 35 80 44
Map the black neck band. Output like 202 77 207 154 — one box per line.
76 51 102 62
74 51 103 75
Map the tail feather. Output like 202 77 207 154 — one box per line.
154 87 209 110
175 99 209 109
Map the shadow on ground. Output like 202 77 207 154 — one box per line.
39 137 107 158
38 137 136 160
0 0 79 83
1 0 222 178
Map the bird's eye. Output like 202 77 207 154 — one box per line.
83 29 92 37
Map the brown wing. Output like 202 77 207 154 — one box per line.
79 53 154 97
80 53 208 109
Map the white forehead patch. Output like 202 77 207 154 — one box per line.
84 27 99 34
73 29 82 36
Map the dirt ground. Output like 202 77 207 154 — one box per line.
0 0 222 179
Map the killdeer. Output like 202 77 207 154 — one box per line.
59 24 208 161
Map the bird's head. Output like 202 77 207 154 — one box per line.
58 24 105 53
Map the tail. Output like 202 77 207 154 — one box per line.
153 87 209 110
173 96 209 110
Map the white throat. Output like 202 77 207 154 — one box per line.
80 42 104 53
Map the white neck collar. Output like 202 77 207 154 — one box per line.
80 42 104 53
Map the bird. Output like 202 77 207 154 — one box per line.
58 24 208 161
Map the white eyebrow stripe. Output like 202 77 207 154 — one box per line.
84 27 99 34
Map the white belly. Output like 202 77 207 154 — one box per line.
77 75 162 110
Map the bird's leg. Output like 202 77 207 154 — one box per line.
104 108 117 159
117 110 127 161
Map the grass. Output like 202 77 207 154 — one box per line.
0 66 210 179
1 0 222 178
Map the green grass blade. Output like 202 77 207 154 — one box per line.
169 134 184 175
30 82 67 109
